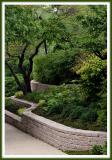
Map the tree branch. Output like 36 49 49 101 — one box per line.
30 40 44 60
18 44 28 75
28 40 44 76
6 61 22 89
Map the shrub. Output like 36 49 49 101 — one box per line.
75 55 106 96
91 145 103 155
22 91 48 103
5 98 26 116
80 108 98 122
47 84 84 116
30 84 85 118
97 89 107 130
102 142 107 154
47 98 64 115
5 76 18 97
68 106 85 120
38 99 46 107
33 50 79 85
5 74 24 97
15 91 24 98
97 109 107 130
5 98 18 114
5 97 15 107
17 107 26 116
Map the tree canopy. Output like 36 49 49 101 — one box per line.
5 5 107 94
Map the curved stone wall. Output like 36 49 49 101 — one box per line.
5 97 107 151
22 112 106 151
31 80 55 92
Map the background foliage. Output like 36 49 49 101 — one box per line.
5 5 107 131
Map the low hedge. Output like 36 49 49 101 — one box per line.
33 50 79 85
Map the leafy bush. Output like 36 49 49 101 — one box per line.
71 54 107 129
21 91 48 103
91 142 107 155
15 91 24 98
102 142 107 154
80 108 98 122
24 84 85 118
5 74 24 97
33 50 79 85
17 107 26 116
5 97 15 107
75 55 106 96
5 98 26 116
92 145 103 155
97 91 107 130
38 99 46 107
62 105 85 120
5 76 18 97
5 98 18 114
46 84 84 116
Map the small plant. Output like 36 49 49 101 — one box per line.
68 106 85 120
5 97 14 107
91 145 103 155
38 99 46 107
17 107 26 116
5 98 18 114
102 142 107 154
15 91 23 98
80 109 98 122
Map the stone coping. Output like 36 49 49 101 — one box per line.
31 80 54 86
6 96 107 136
5 110 21 122
9 96 106 136
11 96 37 109
31 80 55 92
24 111 106 137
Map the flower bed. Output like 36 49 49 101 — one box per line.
19 84 106 131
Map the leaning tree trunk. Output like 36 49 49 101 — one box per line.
23 74 31 94
18 40 44 95
6 61 22 90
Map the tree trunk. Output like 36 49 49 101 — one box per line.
23 74 31 94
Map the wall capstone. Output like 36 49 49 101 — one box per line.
31 80 55 92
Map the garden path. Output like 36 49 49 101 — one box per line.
5 123 66 155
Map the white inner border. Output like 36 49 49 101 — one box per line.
2 1 110 159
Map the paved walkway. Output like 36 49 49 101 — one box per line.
5 123 66 155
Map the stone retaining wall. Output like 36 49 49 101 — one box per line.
31 80 54 92
5 97 107 151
